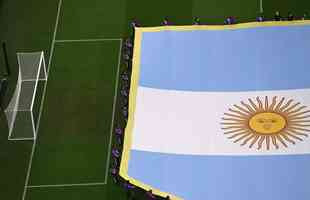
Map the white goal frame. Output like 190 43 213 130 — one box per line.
5 51 47 141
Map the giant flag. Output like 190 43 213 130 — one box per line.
120 21 310 200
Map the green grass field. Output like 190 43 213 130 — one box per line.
0 0 310 199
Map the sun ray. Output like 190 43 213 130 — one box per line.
249 135 260 148
282 102 301 113
257 136 266 150
289 116 310 121
280 132 296 144
240 101 256 113
293 132 309 137
264 96 269 110
290 120 310 123
288 115 310 121
274 97 285 112
290 123 310 127
223 128 245 135
224 112 246 119
266 136 270 150
295 134 309 138
248 98 259 111
268 96 277 110
256 97 264 110
222 118 246 123
271 135 279 149
284 132 303 141
276 135 288 148
221 122 245 125
286 128 309 137
241 134 256 146
228 131 249 139
233 104 252 115
233 133 251 143
222 96 309 150
228 108 249 117
222 125 245 130
279 99 293 112
286 106 307 115
288 111 310 118
288 126 310 132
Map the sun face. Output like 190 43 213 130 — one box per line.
221 96 310 150
249 112 286 134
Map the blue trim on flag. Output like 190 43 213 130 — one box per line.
128 149 310 200
139 25 310 91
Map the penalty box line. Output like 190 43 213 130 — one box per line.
104 39 123 184
27 182 107 188
24 38 123 190
55 38 122 43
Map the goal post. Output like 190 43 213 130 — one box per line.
5 51 47 140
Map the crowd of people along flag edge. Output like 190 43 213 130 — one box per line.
119 20 310 200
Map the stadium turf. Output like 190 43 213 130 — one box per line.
56 0 127 40
0 0 310 200
28 41 120 186
192 0 259 24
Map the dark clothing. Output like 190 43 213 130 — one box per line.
257 16 264 22
274 14 282 21
224 17 236 25
115 127 123 136
146 191 156 200
288 14 294 21
0 79 8 110
193 17 201 25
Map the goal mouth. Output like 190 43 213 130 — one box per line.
5 51 47 141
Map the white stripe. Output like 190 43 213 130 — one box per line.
22 0 62 200
22 79 47 82
8 137 34 141
104 39 123 184
260 0 263 13
27 182 106 188
131 87 310 155
55 38 121 43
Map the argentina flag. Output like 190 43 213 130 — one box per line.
120 21 310 200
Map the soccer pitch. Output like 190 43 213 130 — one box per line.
0 0 310 200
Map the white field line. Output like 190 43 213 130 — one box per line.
104 39 123 184
7 109 31 112
8 137 35 141
55 38 122 43
26 39 123 189
22 0 63 200
27 182 106 188
22 79 47 82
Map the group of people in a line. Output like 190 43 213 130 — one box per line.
131 11 309 28
109 37 172 199
257 11 308 23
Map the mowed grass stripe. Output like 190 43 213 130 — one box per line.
25 185 108 200
28 41 120 185
56 0 127 40
192 0 259 24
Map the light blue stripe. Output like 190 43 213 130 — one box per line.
139 25 310 91
128 150 310 200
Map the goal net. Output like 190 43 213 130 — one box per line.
5 51 47 140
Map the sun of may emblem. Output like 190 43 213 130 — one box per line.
221 96 310 150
